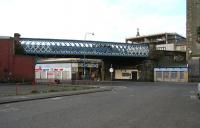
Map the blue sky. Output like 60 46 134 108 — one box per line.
0 0 186 42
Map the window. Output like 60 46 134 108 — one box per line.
156 47 166 50
156 71 162 79
163 71 169 80
180 71 185 80
171 71 177 80
122 73 131 77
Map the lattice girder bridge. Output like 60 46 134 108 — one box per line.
20 38 149 57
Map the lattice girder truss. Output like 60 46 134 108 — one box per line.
20 38 149 57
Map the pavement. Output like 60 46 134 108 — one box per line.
0 84 112 104
0 82 200 128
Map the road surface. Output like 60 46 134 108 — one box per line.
0 83 200 128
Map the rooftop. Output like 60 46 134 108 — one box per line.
0 36 12 39
126 32 185 40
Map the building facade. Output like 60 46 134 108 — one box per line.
126 33 186 52
0 34 35 82
35 58 102 82
126 32 187 82
187 0 200 81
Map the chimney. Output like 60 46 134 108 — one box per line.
136 28 140 37
14 33 21 43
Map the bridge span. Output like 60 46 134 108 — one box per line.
20 38 149 58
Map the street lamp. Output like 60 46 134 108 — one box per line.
83 32 95 80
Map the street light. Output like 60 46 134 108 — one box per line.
83 32 95 80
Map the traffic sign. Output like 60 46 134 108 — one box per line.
109 68 114 73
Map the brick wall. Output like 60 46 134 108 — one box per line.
13 55 35 82
0 38 13 81
0 38 35 82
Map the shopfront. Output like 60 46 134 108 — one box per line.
154 67 188 82
35 59 102 82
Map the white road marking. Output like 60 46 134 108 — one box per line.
13 96 27 99
0 107 19 113
190 91 195 94
51 97 62 100
112 91 117 94
190 95 197 99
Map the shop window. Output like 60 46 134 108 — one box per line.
180 71 185 80
156 71 162 79
122 73 131 77
163 71 169 80
171 71 177 80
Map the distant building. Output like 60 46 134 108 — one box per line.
126 32 187 82
35 58 102 82
187 0 200 81
126 33 186 52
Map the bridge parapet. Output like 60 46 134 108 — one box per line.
20 38 149 57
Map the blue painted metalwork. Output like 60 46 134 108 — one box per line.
20 38 149 57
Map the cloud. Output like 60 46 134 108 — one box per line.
0 0 186 42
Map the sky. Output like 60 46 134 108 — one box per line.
0 0 186 42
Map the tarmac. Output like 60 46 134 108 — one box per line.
0 84 112 104
0 81 198 105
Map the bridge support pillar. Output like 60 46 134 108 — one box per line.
101 61 105 81
139 60 155 82
102 60 113 81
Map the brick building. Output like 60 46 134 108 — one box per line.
0 34 35 82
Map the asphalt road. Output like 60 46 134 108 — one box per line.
0 83 200 128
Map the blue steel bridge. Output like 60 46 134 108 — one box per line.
20 38 149 58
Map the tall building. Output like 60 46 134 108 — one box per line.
187 0 200 81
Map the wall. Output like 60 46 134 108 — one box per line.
13 55 35 82
0 38 13 81
187 0 200 56
175 45 187 51
187 0 200 81
0 38 35 82
156 44 174 51
115 69 138 80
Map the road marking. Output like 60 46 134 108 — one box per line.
0 107 19 113
114 86 127 90
13 96 28 99
51 97 63 100
112 91 117 94
190 91 195 94
190 95 197 100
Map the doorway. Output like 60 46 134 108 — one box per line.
132 71 138 81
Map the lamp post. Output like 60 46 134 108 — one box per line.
83 32 94 80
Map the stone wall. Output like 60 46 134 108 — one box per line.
187 0 200 81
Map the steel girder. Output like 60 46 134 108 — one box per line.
20 38 149 57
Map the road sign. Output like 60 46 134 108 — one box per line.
109 68 114 73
